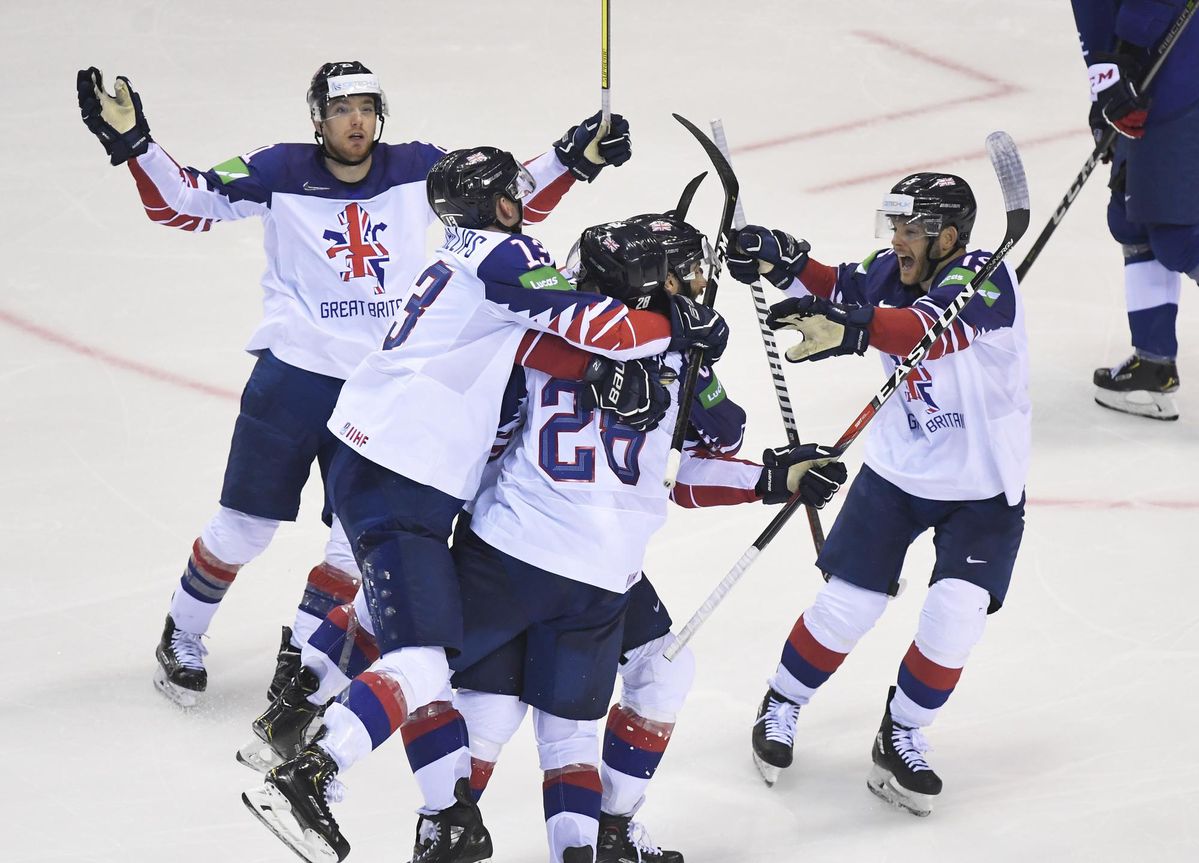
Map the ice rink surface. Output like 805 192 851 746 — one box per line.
4 1 1197 860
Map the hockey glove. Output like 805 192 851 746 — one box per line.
1088 49 1150 143
668 294 729 362
727 226 811 289
755 443 846 507
580 356 671 432
767 295 872 363
554 111 632 182
77 67 152 166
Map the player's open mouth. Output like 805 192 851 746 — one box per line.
898 254 915 273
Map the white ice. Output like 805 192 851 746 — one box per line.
4 1 1197 861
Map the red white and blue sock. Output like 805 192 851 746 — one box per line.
319 670 408 771
600 704 673 816
543 764 602 861
294 562 360 646
772 613 850 705
302 602 380 700
401 701 471 814
169 538 240 634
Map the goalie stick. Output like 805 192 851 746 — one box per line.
663 113 739 488
1014 0 1197 282
709 118 825 554
665 131 1030 660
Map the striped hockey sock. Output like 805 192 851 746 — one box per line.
294 562 361 644
401 701 471 814
600 704 674 816
543 764 602 860
774 613 850 704
891 641 964 728
303 603 380 698
169 538 241 634
319 670 408 772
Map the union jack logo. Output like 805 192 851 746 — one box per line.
904 363 940 413
323 203 389 293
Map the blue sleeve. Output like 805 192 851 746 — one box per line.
833 249 901 307
1072 0 1120 60
923 252 1018 334
687 364 746 455
1117 0 1187 47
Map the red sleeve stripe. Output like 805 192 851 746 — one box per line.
127 155 213 233
796 257 837 298
523 170 576 223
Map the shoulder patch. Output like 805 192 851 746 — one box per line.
941 265 1000 306
858 249 883 273
518 266 573 292
698 372 727 408
210 156 250 184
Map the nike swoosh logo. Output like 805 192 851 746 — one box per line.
652 601 661 612
303 181 331 191
966 556 987 564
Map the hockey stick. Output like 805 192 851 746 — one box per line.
663 113 739 488
665 131 1030 660
600 0 611 123
709 118 826 555
673 171 708 221
1014 0 1198 282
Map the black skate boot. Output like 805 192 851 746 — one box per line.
597 812 683 863
1094 353 1180 420
563 847 594 863
243 743 350 863
751 688 800 787
238 665 324 773
866 687 942 817
268 625 303 701
409 777 493 863
153 614 207 708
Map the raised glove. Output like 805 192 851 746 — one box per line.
767 295 872 363
579 356 670 432
756 443 846 507
1088 49 1150 143
77 67 152 166
554 111 632 182
668 295 729 362
727 226 811 289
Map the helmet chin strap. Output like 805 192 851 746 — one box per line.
315 116 386 168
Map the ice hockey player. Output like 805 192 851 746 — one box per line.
239 148 728 863
726 171 1030 816
76 60 635 707
1070 0 1199 419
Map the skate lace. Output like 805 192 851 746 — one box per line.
170 629 208 669
416 817 441 847
757 695 799 746
626 820 665 859
891 725 934 773
323 777 347 805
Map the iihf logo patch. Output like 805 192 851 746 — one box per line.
324 203 389 293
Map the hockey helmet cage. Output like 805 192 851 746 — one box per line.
876 172 976 245
307 61 389 121
426 147 536 229
577 221 670 310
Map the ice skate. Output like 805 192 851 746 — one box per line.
237 666 324 773
751 688 799 787
153 614 207 708
1093 354 1180 421
865 690 942 817
268 624 303 701
597 812 682 863
563 848 594 863
409 777 493 863
242 744 350 863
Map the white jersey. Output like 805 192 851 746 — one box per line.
328 226 672 501
789 248 1030 505
471 356 685 593
127 141 574 379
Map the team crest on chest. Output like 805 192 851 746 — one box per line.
324 203 389 293
904 364 940 414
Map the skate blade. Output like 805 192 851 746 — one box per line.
1094 388 1179 421
152 665 202 708
242 784 342 863
753 752 782 787
866 764 933 817
236 737 284 774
